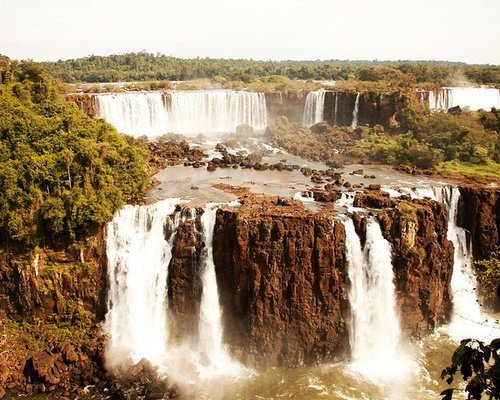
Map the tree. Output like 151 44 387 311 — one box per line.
441 338 500 400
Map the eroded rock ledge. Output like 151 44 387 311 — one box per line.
212 196 349 367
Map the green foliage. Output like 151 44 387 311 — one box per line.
266 117 354 163
41 51 500 87
475 247 500 304
441 338 500 400
0 58 148 245
348 130 444 169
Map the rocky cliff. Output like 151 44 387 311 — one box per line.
458 185 500 260
265 91 308 122
0 233 108 398
211 196 350 367
377 198 454 337
65 94 97 118
323 91 406 128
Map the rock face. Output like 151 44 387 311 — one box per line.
265 91 308 122
377 199 454 337
458 185 500 260
65 94 97 117
323 91 405 128
0 232 109 397
167 210 203 341
212 196 350 367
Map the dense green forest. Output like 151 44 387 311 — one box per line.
0 56 148 246
41 52 500 87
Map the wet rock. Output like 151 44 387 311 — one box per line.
378 199 453 336
353 190 394 209
212 196 350 367
312 190 341 203
458 185 500 260
207 163 217 172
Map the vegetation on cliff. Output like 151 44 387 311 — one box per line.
349 106 500 174
0 56 148 245
42 52 500 87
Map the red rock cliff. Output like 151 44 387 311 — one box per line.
212 196 350 367
377 199 454 337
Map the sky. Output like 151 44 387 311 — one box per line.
1 0 499 65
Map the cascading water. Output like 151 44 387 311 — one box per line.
95 90 267 137
344 218 408 381
429 87 500 111
303 89 326 127
104 198 180 367
197 205 242 376
351 92 360 129
105 198 247 389
435 187 497 341
333 92 339 127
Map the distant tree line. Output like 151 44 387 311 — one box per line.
38 52 500 86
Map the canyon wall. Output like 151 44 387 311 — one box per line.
377 198 454 336
212 196 350 367
458 185 500 260
0 233 108 397
2 186 498 397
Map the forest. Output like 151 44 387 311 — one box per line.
0 56 149 246
42 51 500 87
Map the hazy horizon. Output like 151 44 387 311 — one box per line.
1 0 499 65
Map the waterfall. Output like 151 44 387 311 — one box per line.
94 90 267 137
429 87 500 111
303 89 326 127
104 198 180 366
345 218 408 381
198 205 228 369
351 92 360 129
104 199 247 383
333 92 339 127
435 187 497 341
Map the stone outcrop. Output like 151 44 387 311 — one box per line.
167 208 203 341
353 189 396 209
265 91 308 122
212 196 350 367
377 199 454 337
458 185 500 260
65 94 97 117
0 233 109 398
323 91 405 128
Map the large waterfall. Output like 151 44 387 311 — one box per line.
303 89 326 127
435 187 497 341
104 199 246 383
351 92 360 129
345 218 407 381
429 87 500 111
105 198 180 366
95 90 267 137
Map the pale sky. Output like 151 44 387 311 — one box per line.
1 0 499 64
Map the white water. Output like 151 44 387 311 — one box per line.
104 198 180 367
383 185 499 341
95 90 267 137
345 218 410 382
333 92 339 127
351 92 360 129
435 187 497 342
198 205 244 376
303 89 326 127
429 87 500 111
104 198 248 389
